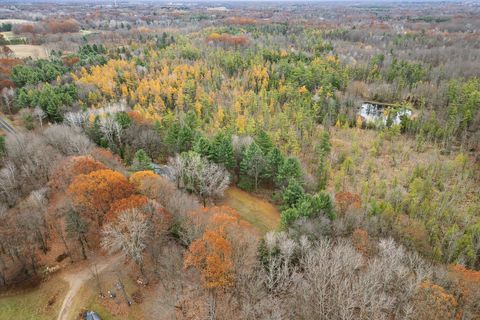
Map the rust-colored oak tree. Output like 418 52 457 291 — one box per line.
67 169 133 226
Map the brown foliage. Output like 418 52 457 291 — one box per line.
394 214 432 256
67 169 134 225
13 24 35 34
0 79 14 90
448 265 480 319
335 191 362 214
206 33 248 46
184 229 234 289
105 194 149 223
129 170 158 192
225 17 258 25
0 58 21 90
127 110 152 125
413 280 458 320
90 148 125 174
62 56 80 67
44 19 80 34
187 206 252 241
352 228 370 255
49 155 107 191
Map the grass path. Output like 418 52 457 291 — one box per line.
220 187 280 233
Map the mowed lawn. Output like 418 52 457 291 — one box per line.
220 187 280 233
0 278 68 320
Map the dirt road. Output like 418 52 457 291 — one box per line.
57 255 121 320
0 115 16 135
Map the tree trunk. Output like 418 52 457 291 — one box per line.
208 289 216 320
139 262 149 285
79 236 87 260
116 274 132 306
58 228 72 262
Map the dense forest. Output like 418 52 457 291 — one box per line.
0 1 479 319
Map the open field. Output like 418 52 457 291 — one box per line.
220 187 280 233
0 279 68 320
7 44 48 59
0 19 34 25
1 31 25 41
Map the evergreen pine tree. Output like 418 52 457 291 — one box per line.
132 149 152 170
88 116 104 146
277 157 302 187
211 132 235 170
254 130 274 154
282 179 305 208
317 131 331 190
240 142 266 191
318 131 331 156
193 135 212 159
266 147 285 183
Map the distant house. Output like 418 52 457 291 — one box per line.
358 101 412 126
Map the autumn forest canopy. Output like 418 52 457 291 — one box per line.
0 1 479 319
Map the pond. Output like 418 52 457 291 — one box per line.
358 102 412 126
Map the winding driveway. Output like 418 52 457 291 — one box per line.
57 255 121 320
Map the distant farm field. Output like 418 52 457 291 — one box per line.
7 44 48 59
0 19 34 24
1 31 26 42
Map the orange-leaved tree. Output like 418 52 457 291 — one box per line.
413 280 458 320
67 169 134 226
335 191 362 215
184 206 255 319
447 265 480 319
129 170 158 189
105 194 149 223
184 230 234 289
50 155 107 191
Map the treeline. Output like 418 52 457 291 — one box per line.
12 19 80 35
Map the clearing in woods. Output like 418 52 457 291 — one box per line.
7 44 48 59
0 278 68 320
220 187 280 233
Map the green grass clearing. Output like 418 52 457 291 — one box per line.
0 278 68 320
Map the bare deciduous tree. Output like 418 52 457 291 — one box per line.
101 208 151 279
43 124 93 155
32 106 46 128
169 152 230 206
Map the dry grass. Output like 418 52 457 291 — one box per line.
220 187 280 233
0 278 68 320
1 31 25 41
7 45 48 59
69 265 144 320
0 19 34 25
